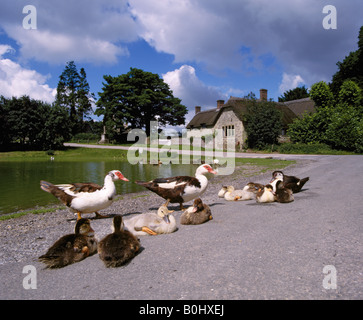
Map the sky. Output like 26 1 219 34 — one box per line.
0 0 362 128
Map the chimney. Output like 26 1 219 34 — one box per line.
195 106 201 114
217 100 224 109
260 89 268 101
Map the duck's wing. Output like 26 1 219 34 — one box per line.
55 182 103 195
136 175 200 189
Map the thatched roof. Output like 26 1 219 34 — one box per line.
186 97 315 129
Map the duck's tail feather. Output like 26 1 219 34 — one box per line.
40 180 72 206
299 177 309 188
40 180 54 193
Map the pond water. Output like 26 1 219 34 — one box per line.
0 160 199 215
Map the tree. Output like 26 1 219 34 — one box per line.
0 96 70 151
330 26 363 96
38 104 72 150
309 81 335 108
288 80 363 152
287 81 334 145
0 96 11 148
278 86 309 102
77 67 95 123
55 61 94 135
325 80 363 151
95 68 187 141
244 99 283 149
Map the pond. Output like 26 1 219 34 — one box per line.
0 160 199 215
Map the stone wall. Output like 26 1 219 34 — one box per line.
213 109 247 150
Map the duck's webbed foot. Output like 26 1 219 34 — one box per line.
135 226 158 236
95 212 108 219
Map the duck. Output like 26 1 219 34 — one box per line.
38 218 97 268
256 184 275 203
218 186 228 198
224 186 254 201
98 215 141 268
135 164 217 210
180 198 213 225
244 182 265 195
274 180 294 203
270 170 309 193
124 203 177 236
40 170 129 220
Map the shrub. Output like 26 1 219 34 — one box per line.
278 143 334 154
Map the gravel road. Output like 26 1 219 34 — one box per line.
0 154 362 300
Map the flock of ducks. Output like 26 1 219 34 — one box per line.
219 170 309 204
38 165 308 269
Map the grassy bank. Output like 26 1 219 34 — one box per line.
0 147 295 167
0 147 129 161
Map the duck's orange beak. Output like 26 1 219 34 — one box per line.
116 172 129 181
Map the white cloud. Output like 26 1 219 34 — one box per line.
279 73 305 94
163 65 232 124
0 46 56 102
6 26 128 65
130 0 363 84
1 0 139 65
163 65 225 109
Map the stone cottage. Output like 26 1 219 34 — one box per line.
186 89 315 150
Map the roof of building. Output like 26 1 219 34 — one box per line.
186 97 315 129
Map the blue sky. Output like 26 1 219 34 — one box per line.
0 0 362 127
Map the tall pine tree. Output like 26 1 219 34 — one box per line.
55 61 94 135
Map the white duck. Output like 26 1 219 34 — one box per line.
40 170 129 220
124 204 177 236
135 164 217 210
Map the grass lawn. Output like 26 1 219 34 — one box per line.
0 147 295 168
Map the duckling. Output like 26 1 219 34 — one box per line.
38 218 97 268
256 184 275 203
124 204 177 236
244 182 265 194
224 186 253 201
223 186 242 201
274 180 294 203
271 171 309 193
180 198 213 225
218 186 228 198
98 215 141 268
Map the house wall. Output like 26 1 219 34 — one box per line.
213 109 247 150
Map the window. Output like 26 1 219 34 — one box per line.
223 125 234 137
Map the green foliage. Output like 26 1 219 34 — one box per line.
330 26 363 96
337 80 362 107
309 81 335 108
0 96 71 151
278 85 309 102
55 61 94 135
96 68 187 142
278 143 335 154
287 79 363 153
71 132 99 142
355 118 363 153
244 100 283 149
324 105 360 151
